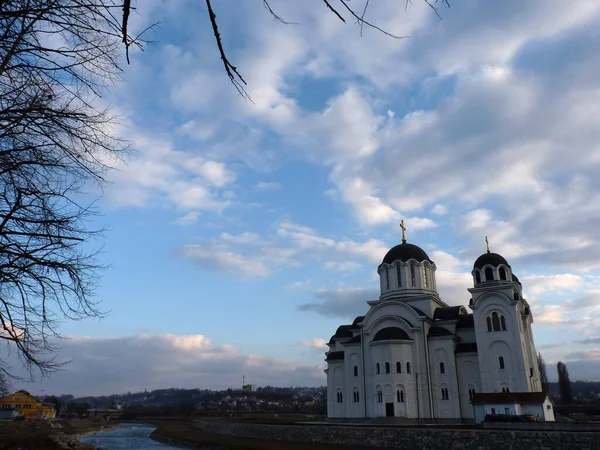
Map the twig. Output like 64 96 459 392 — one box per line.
205 0 251 100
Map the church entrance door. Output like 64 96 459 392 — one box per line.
385 403 394 417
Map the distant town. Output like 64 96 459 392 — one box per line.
5 381 598 421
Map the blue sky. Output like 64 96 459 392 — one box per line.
14 0 600 396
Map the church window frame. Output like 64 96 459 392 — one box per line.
501 315 506 331
485 267 494 281
385 362 390 374
499 267 507 280
336 391 343 403
406 362 411 374
377 390 383 403
410 264 416 286
353 365 359 377
498 356 505 370
397 389 404 403
440 362 445 374
441 387 449 400
396 264 402 287
468 388 476 401
475 270 481 284
396 361 402 373
492 312 501 331
385 267 390 290
376 363 380 375
487 316 492 332
353 389 360 403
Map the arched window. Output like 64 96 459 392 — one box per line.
440 362 445 374
499 267 507 280
397 390 404 402
377 390 383 403
475 270 481 284
406 362 411 374
336 391 343 403
410 264 416 286
441 388 449 400
385 362 390 374
469 388 476 400
423 267 428 288
487 316 492 332
499 356 505 370
485 267 494 281
492 312 501 331
385 268 390 290
396 264 402 287
396 361 402 373
376 363 380 374
500 315 506 331
353 366 358 377
353 390 360 402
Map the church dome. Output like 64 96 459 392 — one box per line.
473 252 510 269
381 242 433 265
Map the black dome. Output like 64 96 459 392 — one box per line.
372 327 411 342
381 242 432 265
473 252 510 270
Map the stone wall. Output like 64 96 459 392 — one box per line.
193 421 600 450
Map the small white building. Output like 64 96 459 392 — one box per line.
472 392 555 423
325 229 554 422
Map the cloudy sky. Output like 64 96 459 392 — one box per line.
13 0 600 396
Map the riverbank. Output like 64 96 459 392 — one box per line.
147 419 369 450
0 417 120 450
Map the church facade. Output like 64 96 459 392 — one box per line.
325 231 548 421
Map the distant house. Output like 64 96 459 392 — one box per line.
471 392 554 423
0 390 56 419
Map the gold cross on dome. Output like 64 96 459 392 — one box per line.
485 236 490 253
400 220 407 243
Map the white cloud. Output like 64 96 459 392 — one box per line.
254 182 281 191
14 333 325 396
173 211 199 226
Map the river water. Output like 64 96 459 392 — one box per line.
80 423 182 450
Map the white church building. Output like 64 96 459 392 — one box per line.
325 227 554 422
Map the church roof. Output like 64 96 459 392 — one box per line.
457 314 475 329
345 334 362 345
473 252 510 269
372 327 412 342
471 392 548 405
352 316 365 326
408 305 428 318
455 342 478 353
325 351 344 361
512 273 522 285
334 325 353 339
381 242 433 265
428 326 454 337
433 306 464 321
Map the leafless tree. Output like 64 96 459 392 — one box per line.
0 0 447 385
122 0 451 100
537 352 549 394
0 0 151 383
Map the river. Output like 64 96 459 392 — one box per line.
80 423 182 450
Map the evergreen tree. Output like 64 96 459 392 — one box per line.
557 361 573 404
537 352 549 394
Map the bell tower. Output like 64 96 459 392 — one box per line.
468 238 541 393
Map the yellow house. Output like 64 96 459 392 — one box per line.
0 390 56 419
